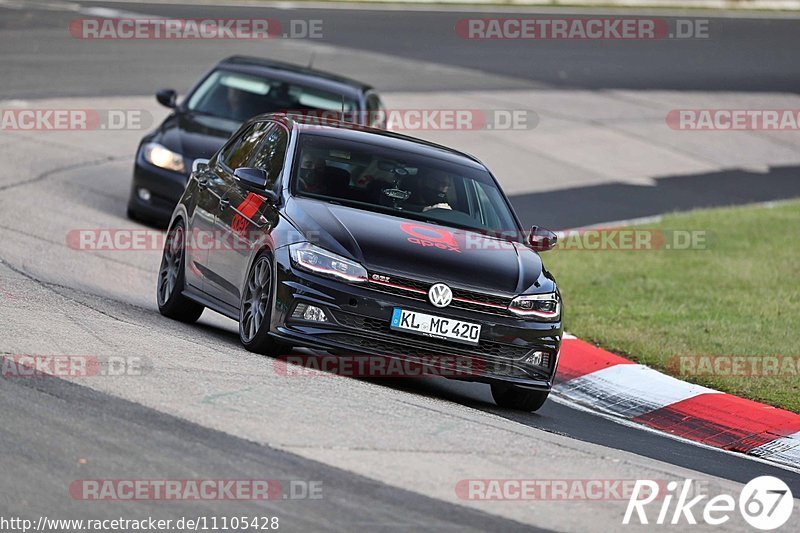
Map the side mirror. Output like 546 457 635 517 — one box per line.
192 158 210 173
233 167 279 203
528 226 558 252
156 88 177 109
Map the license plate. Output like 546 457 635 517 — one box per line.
390 308 481 346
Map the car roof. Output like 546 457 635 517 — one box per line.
217 56 374 98
257 113 486 170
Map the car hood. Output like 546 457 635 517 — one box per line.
284 197 542 294
154 112 241 167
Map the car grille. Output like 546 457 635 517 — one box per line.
323 333 539 380
366 272 513 315
329 310 551 369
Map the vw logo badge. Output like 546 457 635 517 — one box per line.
428 283 453 308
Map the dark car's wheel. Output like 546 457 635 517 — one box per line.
157 219 204 323
491 384 549 412
239 253 284 355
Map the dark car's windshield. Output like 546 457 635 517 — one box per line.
291 132 519 234
186 70 358 123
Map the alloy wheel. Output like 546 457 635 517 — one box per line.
158 225 184 306
241 256 272 342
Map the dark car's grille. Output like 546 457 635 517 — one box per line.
366 272 514 316
330 310 551 369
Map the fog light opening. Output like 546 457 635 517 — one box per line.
304 305 328 322
137 187 152 202
292 303 328 322
524 351 545 366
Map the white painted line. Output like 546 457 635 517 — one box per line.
62 0 800 17
555 363 720 418
79 6 155 19
0 0 80 11
749 431 800 467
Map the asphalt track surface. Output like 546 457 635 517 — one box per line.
5 1 800 96
1 1 799 531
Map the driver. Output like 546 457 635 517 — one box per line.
297 153 327 194
418 174 452 212
226 87 263 122
226 87 249 121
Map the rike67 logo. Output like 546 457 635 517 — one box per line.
624 476 794 530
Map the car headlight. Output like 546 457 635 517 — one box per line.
143 142 185 173
289 243 367 283
508 292 560 319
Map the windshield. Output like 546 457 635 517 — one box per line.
185 70 358 123
291 133 519 234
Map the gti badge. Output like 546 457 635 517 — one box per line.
428 283 453 308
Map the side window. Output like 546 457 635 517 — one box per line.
219 122 271 170
473 181 502 229
249 123 288 189
365 93 386 128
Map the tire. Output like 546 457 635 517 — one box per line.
157 219 204 323
491 383 549 412
239 253 284 356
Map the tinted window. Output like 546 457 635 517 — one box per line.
365 93 386 128
291 133 518 234
186 69 358 123
249 123 288 189
219 122 271 170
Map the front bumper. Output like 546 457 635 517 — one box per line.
127 154 189 225
269 247 562 390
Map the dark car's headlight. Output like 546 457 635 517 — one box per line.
142 142 185 173
289 243 367 283
508 292 560 319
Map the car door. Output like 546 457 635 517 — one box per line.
210 121 288 308
184 159 228 294
200 121 273 306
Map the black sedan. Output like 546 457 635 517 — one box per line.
128 55 386 226
156 114 562 411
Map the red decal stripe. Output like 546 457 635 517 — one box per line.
555 338 634 383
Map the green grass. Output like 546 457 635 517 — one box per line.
545 200 800 413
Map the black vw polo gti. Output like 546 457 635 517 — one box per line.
157 114 563 411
